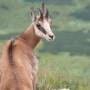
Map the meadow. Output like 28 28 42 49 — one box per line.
0 0 90 90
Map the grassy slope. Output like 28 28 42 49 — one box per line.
0 0 90 90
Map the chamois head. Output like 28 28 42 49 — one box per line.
30 2 55 41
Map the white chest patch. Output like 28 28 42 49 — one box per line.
32 53 38 72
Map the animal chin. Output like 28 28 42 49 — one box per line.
48 38 54 41
44 35 55 41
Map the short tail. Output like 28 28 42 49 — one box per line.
8 37 16 64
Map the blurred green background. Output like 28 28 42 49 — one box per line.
0 0 90 90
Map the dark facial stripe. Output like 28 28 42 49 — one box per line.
36 23 47 35
38 27 47 35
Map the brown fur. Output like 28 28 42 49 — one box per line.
0 2 54 89
0 23 41 90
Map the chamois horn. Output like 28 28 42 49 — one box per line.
45 8 49 18
41 2 45 14
37 8 43 20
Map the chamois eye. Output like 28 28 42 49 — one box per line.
36 24 41 28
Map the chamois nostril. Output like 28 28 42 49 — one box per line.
49 35 54 39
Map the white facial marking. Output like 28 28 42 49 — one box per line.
43 19 53 35
43 18 55 41
33 18 55 41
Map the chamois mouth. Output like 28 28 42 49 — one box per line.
45 34 55 41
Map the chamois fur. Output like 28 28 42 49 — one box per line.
0 2 55 90
0 24 40 90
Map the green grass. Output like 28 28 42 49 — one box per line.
36 53 90 90
0 0 90 90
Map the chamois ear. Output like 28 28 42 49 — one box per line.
30 7 36 21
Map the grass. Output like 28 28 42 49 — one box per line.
36 53 90 90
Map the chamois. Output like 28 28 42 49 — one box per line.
0 2 55 90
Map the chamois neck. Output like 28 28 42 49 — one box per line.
20 24 41 49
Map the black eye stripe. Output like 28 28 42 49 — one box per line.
36 24 47 35
36 24 41 28
39 27 47 35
